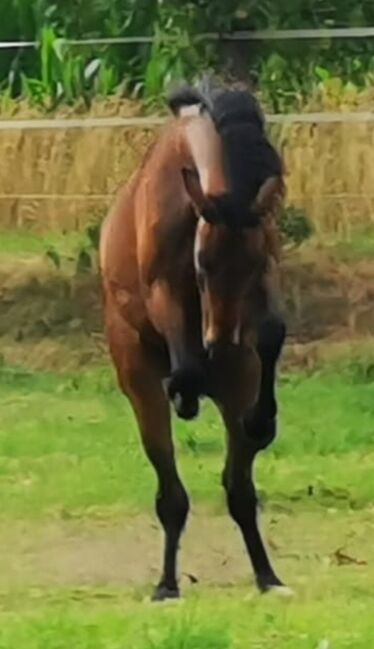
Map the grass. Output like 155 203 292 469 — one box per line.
0 358 373 647
0 229 86 259
0 362 373 519
1 226 374 257
333 226 374 261
0 575 372 648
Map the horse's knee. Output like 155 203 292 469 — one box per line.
224 475 257 527
247 314 284 448
257 314 286 361
244 411 277 450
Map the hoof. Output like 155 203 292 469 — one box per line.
165 367 204 420
257 573 287 593
152 584 180 602
173 393 199 421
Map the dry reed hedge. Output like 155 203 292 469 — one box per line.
0 99 373 234
280 121 374 238
0 127 155 230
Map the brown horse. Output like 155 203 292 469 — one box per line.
100 79 288 600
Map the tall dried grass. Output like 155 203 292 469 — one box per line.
280 120 374 239
0 94 373 235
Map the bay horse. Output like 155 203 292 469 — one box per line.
100 79 288 600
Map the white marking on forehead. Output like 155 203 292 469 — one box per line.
179 104 201 117
184 113 219 195
197 167 209 194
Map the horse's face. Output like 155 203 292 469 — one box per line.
184 170 283 355
179 102 284 355
194 219 265 355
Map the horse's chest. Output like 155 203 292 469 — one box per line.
142 216 196 288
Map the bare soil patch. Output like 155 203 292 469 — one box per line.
0 510 372 592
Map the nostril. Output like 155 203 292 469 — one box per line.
204 339 215 359
207 344 215 361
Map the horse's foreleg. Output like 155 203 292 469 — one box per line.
107 313 189 600
243 313 286 451
135 393 189 601
243 255 286 450
221 272 288 592
221 413 285 593
147 280 204 420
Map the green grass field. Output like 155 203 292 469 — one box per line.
0 356 373 648
1 226 374 262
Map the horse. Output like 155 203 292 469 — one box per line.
99 78 288 601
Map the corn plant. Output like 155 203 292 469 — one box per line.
19 26 118 107
2 0 374 109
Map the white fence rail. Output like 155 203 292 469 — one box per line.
0 27 372 212
1 27 374 49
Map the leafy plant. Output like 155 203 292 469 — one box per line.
45 245 61 268
279 205 314 245
74 221 102 274
1 0 374 109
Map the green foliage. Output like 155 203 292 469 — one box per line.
19 26 118 107
74 221 102 274
44 246 61 269
42 221 101 274
143 7 200 97
279 205 314 246
1 1 374 108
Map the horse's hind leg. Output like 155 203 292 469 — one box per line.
107 315 189 601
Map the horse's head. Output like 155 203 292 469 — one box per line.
168 81 284 356
190 176 282 356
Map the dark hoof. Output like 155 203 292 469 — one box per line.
173 393 199 421
256 573 284 593
152 584 180 602
166 367 204 420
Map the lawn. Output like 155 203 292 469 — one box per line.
0 357 373 648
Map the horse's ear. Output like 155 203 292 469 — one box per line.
182 168 207 214
253 176 285 214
